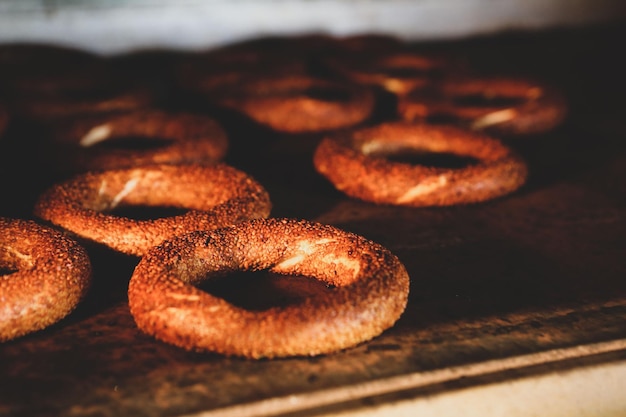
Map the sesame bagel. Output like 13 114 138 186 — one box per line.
321 51 450 96
128 218 410 358
40 109 229 174
313 121 528 207
398 76 567 136
33 163 271 256
208 75 375 133
0 217 91 341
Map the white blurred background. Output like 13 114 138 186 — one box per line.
0 0 625 55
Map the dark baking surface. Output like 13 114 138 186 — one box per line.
1 23 626 417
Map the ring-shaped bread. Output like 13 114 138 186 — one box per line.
33 163 272 256
209 75 375 133
397 76 567 136
13 85 155 122
1 217 91 341
41 109 228 173
321 51 450 96
128 218 410 358
174 45 308 96
313 122 528 207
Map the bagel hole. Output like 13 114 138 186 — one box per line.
0 266 18 276
452 94 525 107
372 149 479 169
304 86 352 102
424 113 464 125
90 135 175 151
199 270 334 311
107 205 188 220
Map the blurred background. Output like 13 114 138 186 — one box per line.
1 0 625 55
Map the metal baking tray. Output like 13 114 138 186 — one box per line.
1 23 626 417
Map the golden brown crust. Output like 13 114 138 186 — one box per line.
33 164 272 256
208 75 375 133
40 109 229 174
128 217 410 358
1 50 156 122
313 121 528 207
0 217 91 342
397 76 568 136
321 51 451 96
12 86 155 122
175 44 309 95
